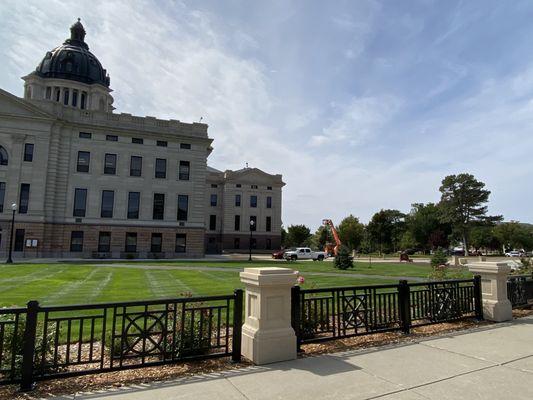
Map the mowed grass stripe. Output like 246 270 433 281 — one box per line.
0 265 67 292
144 270 196 298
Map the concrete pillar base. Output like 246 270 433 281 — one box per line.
242 326 296 365
483 299 513 322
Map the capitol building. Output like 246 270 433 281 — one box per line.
0 20 284 259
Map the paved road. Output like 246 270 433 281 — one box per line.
70 316 533 400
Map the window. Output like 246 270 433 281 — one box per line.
132 138 143 144
180 143 191 149
210 194 217 207
0 182 5 212
101 190 114 218
266 196 272 209
266 216 272 232
106 135 118 142
235 194 241 207
234 238 240 249
209 215 216 231
55 88 60 102
130 156 142 176
24 144 34 162
250 237 257 249
151 233 162 253
77 151 90 172
177 195 188 221
234 215 240 231
211 184 218 188
127 192 140 219
155 158 166 178
104 153 117 175
79 132 92 139
70 231 84 252
267 186 272 190
63 89 69 105
251 185 258 189
80 92 86 109
73 188 87 217
157 140 167 147
250 195 257 208
250 216 257 231
266 238 272 250
19 184 30 214
179 161 190 180
175 234 186 253
125 233 137 252
72 90 78 107
0 146 7 166
236 184 241 188
153 193 165 220
45 87 52 99
98 232 111 252
14 229 25 251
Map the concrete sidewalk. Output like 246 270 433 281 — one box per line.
71 317 533 400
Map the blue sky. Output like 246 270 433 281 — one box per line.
1 0 532 230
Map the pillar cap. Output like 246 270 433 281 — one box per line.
468 261 512 275
240 267 298 286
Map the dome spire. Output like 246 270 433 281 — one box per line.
68 18 88 49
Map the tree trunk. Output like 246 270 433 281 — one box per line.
462 232 469 257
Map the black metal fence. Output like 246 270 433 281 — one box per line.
0 290 243 391
507 274 533 308
291 277 482 346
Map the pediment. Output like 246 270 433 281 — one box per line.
225 168 284 186
0 88 54 120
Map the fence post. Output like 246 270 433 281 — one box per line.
291 285 302 352
473 275 484 320
231 289 243 363
20 300 39 392
398 280 411 334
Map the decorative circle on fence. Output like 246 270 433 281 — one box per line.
122 312 167 356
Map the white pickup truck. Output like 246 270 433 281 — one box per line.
284 247 327 261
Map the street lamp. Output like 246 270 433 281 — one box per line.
6 203 17 264
249 219 255 262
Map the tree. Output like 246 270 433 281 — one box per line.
494 222 533 252
367 209 406 254
404 203 451 253
285 225 311 247
438 173 498 256
309 226 329 250
334 245 354 270
337 215 365 251
470 225 500 254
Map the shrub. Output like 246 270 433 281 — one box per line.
430 249 448 268
334 246 354 270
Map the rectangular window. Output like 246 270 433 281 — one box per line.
236 184 241 188
77 151 90 172
211 184 218 188
45 87 52 99
251 185 258 189
267 186 272 190
19 184 30 214
266 238 272 250
153 193 165 220
155 158 167 178
266 196 272 209
132 137 143 144
14 229 25 251
79 132 92 139
98 232 111 252
210 194 217 207
104 153 117 175
250 195 257 208
106 135 118 142
234 215 240 231
63 89 69 105
55 88 60 102
177 195 188 221
209 215 216 231
250 216 257 231
234 238 240 249
80 92 86 109
127 192 140 219
73 188 87 217
180 143 191 149
266 216 272 232
72 90 78 107
179 161 190 180
101 190 114 218
250 237 257 249
0 182 5 212
130 156 142 176
235 194 241 207
70 231 84 252
157 140 167 147
24 144 34 162
151 233 162 253
125 232 137 252
175 234 186 253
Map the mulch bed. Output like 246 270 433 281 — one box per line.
2 309 532 399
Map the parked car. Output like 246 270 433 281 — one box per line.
284 247 327 261
272 249 286 259
505 250 525 257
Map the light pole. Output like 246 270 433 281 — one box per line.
249 219 255 262
6 203 17 264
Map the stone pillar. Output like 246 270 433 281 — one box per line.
468 261 512 322
240 267 298 365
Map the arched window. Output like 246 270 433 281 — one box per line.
0 146 8 166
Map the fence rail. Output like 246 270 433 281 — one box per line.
507 274 533 308
0 291 243 391
292 277 482 346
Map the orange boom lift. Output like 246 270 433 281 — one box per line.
322 219 342 256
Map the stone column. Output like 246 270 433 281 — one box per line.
240 267 298 364
468 261 512 322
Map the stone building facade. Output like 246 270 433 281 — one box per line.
0 20 283 259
